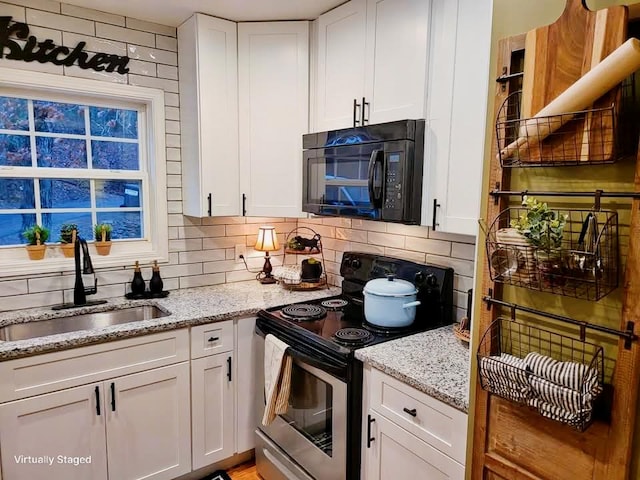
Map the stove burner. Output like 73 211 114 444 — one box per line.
281 304 327 321
321 299 349 310
334 328 373 345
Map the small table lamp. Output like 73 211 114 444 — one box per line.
254 226 280 284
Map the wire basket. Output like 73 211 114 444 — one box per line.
486 207 618 301
496 77 636 167
477 317 605 431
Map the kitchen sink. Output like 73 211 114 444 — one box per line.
0 305 168 342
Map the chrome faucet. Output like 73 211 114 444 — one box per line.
73 237 98 306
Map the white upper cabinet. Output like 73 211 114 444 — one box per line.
364 0 430 124
238 22 309 218
316 0 367 131
315 0 429 131
423 0 492 236
178 14 239 217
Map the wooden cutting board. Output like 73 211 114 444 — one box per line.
518 0 627 164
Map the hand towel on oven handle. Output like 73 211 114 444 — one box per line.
262 333 293 426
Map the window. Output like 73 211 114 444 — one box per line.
0 68 168 276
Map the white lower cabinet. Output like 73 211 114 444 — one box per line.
362 365 467 480
0 362 191 480
191 353 235 469
0 383 108 480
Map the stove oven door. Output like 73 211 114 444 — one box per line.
255 331 347 480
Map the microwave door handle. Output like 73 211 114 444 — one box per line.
367 149 383 208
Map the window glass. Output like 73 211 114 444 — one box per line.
36 137 87 168
0 135 31 167
40 179 91 209
97 212 142 239
0 96 29 130
90 107 138 139
0 178 35 209
44 213 93 243
0 213 37 245
92 141 139 170
33 101 86 135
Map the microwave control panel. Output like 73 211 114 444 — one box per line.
383 151 404 219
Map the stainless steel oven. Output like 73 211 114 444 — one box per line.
255 327 348 480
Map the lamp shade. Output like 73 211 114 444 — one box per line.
254 226 280 252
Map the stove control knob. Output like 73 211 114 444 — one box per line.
414 271 426 284
426 273 438 287
350 258 362 269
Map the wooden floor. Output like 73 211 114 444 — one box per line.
227 461 262 480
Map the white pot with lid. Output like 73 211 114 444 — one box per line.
362 274 421 328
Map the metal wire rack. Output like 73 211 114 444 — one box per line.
486 207 618 301
477 316 605 431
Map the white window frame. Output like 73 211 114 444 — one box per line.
0 67 168 277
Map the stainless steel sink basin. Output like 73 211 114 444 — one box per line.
0 305 168 342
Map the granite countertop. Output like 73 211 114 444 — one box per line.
356 326 470 413
0 281 341 360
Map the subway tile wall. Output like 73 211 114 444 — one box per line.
0 1 477 315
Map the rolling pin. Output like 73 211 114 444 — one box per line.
499 37 640 160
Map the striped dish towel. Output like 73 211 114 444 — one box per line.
479 354 532 402
528 398 592 428
529 376 592 413
524 352 601 396
262 334 293 426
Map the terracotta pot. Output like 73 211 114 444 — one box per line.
60 243 75 258
26 244 46 260
95 241 112 256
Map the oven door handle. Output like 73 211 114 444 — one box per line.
367 149 384 209
255 324 347 377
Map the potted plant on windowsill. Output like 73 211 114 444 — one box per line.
59 223 78 258
510 197 568 285
94 223 112 256
23 225 50 260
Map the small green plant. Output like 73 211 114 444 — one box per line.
510 197 568 250
94 223 113 242
23 225 50 245
59 223 78 243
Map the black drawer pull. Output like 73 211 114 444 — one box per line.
208 336 220 342
95 386 101 416
227 356 232 382
367 414 375 448
110 382 116 412
403 407 417 417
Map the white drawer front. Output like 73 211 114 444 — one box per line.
0 329 190 403
369 367 468 464
190 321 234 358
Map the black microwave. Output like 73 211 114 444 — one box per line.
302 119 425 224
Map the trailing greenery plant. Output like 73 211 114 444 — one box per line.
22 225 50 245
510 197 568 251
94 223 113 242
59 223 78 243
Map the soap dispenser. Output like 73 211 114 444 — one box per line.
149 260 164 294
130 261 146 295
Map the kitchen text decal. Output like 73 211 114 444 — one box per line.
0 16 130 74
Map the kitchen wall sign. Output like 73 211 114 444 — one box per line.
0 16 130 74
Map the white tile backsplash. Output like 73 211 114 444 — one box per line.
26 9 94 35
127 44 177 66
125 17 176 37
96 22 155 47
156 35 178 52
10 0 59 13
61 4 125 26
2 3 27 23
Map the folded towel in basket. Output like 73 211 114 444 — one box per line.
524 352 601 395
490 384 531 403
528 398 592 428
529 376 593 413
479 353 530 390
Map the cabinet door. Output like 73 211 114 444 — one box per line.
178 14 240 217
106 363 191 480
191 353 235 469
424 0 492 235
0 384 107 480
235 317 257 453
315 0 367 130
238 22 309 218
364 0 430 124
365 411 464 480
